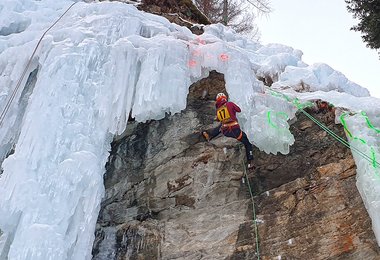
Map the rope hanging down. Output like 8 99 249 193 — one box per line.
0 2 78 127
240 146 260 260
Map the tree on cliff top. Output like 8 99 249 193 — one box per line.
345 0 380 55
194 0 271 37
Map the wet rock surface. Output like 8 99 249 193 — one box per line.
92 73 380 259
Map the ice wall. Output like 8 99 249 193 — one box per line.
0 1 193 259
0 1 379 259
0 0 78 162
344 111 380 243
273 63 370 97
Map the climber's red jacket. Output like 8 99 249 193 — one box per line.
215 99 241 123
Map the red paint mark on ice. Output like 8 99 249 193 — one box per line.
220 53 229 61
188 60 197 67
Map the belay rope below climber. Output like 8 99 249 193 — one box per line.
0 1 78 127
240 146 260 260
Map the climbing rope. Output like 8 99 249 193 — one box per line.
266 87 380 169
300 108 379 166
240 147 260 260
0 1 79 127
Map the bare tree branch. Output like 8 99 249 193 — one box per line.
194 0 271 37
245 0 271 13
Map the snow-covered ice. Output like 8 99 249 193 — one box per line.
0 0 379 259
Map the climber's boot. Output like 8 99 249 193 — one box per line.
202 131 210 142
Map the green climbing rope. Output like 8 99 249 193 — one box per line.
299 106 379 168
266 87 380 169
301 110 359 152
240 147 260 260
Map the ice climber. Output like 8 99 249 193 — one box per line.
202 93 255 169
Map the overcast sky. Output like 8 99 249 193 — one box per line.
256 0 380 98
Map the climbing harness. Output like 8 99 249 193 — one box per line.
0 2 79 127
222 121 239 128
240 146 260 260
236 130 243 141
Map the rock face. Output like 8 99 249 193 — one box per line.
244 111 380 260
92 72 380 259
138 0 210 31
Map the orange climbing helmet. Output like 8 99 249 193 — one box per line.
216 92 227 103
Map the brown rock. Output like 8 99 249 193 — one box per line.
299 120 314 130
